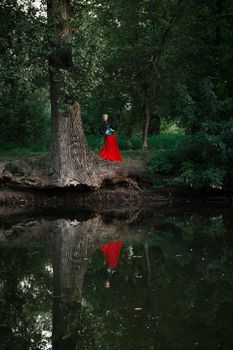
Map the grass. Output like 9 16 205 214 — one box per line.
0 148 45 160
118 134 182 160
0 134 182 161
0 141 48 160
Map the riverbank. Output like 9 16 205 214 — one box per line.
0 132 232 206
0 184 231 211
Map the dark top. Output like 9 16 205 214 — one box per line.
100 121 117 135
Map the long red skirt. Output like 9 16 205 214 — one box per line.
99 241 123 268
99 134 122 161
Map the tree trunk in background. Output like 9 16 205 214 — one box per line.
148 114 160 135
142 103 150 149
125 127 133 137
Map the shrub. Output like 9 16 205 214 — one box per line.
145 126 233 189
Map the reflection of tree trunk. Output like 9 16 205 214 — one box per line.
48 215 145 349
59 219 96 298
143 241 154 317
144 241 152 286
52 232 64 350
52 219 96 349
0 210 147 350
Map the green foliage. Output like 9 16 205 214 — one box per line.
0 91 50 145
0 0 233 193
0 0 49 147
145 74 233 189
61 212 233 349
147 72 233 188
146 123 233 188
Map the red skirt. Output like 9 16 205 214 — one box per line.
99 241 123 268
99 134 122 161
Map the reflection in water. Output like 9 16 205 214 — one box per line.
99 241 123 288
0 208 233 349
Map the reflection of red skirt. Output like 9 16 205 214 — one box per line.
99 241 123 268
99 134 122 161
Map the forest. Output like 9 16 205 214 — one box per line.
0 0 233 193
1 2 233 348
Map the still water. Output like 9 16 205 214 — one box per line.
0 205 232 350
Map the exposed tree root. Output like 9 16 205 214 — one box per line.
0 152 145 190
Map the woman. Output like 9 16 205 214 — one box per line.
99 240 123 288
99 114 122 161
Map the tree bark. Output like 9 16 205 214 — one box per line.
47 0 98 186
45 0 132 190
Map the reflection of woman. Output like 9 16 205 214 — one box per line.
99 241 123 288
99 114 122 161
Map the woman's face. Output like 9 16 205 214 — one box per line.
103 114 108 122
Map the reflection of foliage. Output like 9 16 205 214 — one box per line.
1 212 233 349
62 213 233 350
59 243 158 350
0 246 52 350
146 214 233 349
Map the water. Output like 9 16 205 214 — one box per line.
0 205 233 350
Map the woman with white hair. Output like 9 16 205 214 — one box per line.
99 114 122 161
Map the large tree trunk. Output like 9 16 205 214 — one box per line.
47 0 99 187
46 0 136 189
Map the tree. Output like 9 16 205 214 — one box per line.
83 0 185 148
46 0 103 187
0 0 49 145
0 0 142 190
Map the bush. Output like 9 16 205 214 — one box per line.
145 125 233 189
0 89 50 145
